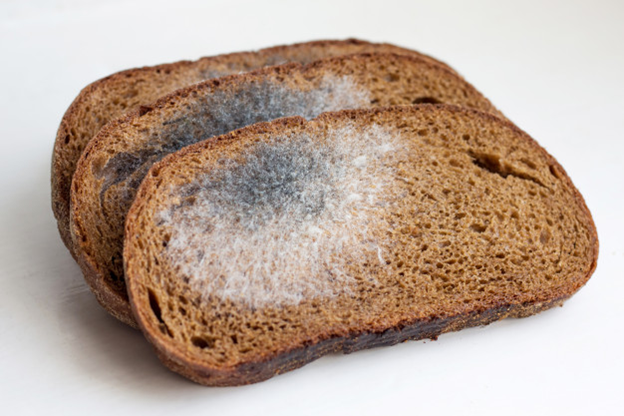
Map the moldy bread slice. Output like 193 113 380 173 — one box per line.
124 105 597 386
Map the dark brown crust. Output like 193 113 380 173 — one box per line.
125 105 599 386
71 53 502 327
152 297 567 386
52 38 454 256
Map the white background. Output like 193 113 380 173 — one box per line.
1 1 622 415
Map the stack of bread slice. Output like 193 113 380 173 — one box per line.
52 39 598 386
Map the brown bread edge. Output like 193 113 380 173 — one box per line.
153 297 568 386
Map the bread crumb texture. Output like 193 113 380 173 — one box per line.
125 107 596 382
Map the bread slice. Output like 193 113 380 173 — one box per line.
124 105 597 386
71 52 501 327
53 38 454 256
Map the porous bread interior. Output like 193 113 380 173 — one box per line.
74 52 499 310
159 125 397 308
125 107 595 372
53 39 449 251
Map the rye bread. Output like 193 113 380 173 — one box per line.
124 105 598 386
53 39 454 256
71 52 501 326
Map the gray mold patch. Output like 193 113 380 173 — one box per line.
201 76 369 139
159 125 400 309
187 139 338 231
98 75 370 208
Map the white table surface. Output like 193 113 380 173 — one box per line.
1 1 622 414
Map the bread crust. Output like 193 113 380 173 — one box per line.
71 53 500 327
124 106 598 386
53 39 454 256
150 298 567 386
70 217 138 327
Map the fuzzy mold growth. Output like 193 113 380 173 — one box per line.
159 125 399 308
97 75 370 207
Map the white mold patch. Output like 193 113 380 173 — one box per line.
158 125 400 309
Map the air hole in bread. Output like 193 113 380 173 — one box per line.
191 336 213 349
138 106 153 117
549 164 562 179
470 151 503 176
470 151 546 188
148 289 164 324
449 159 462 168
109 269 121 284
412 96 441 104
470 223 487 233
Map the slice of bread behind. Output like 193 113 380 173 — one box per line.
71 52 502 327
124 105 598 386
53 39 453 255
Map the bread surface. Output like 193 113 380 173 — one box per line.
53 39 453 256
71 52 500 326
124 105 597 386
